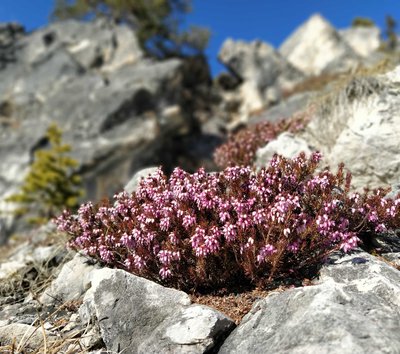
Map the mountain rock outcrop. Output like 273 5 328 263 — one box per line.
254 67 400 190
218 39 304 117
216 14 391 127
1 11 400 354
339 25 381 58
279 14 361 76
0 19 213 240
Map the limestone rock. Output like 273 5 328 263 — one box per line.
219 39 304 114
219 39 304 91
19 19 142 71
81 268 235 353
40 253 98 305
339 26 381 58
249 92 314 125
217 38 305 121
280 14 360 75
255 132 313 168
220 252 400 354
302 66 400 190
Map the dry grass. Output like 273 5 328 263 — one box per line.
0 242 71 306
283 72 345 99
307 58 396 115
0 298 105 354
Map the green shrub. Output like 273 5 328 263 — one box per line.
351 17 375 28
7 123 83 225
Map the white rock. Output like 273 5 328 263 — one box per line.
40 253 98 305
0 261 26 281
255 132 312 168
220 252 400 354
302 66 400 190
166 305 231 344
280 14 360 75
339 26 381 58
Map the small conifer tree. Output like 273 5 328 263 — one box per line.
7 123 83 225
351 17 375 28
385 15 398 51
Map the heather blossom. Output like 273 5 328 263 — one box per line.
214 114 309 168
55 153 400 291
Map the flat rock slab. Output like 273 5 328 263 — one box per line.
87 269 235 353
220 252 400 354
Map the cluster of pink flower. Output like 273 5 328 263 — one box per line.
55 153 400 291
213 114 308 168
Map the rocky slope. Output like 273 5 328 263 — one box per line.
0 12 400 354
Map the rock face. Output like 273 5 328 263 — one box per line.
0 19 212 239
123 166 159 195
218 39 304 117
0 323 54 351
219 39 304 93
301 67 400 190
280 14 360 75
219 251 400 354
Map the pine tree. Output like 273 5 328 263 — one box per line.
6 123 83 225
385 15 398 51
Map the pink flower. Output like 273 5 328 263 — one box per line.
257 244 277 263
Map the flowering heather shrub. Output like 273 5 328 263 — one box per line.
56 153 400 292
213 114 308 169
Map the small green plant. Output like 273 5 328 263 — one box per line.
7 123 83 225
384 15 398 51
351 17 375 28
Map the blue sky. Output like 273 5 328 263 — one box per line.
0 1 399 75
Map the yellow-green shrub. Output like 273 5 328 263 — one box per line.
7 123 83 225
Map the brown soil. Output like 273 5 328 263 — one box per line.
190 285 292 324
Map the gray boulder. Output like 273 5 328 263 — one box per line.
220 252 400 354
18 19 142 71
280 14 360 76
0 323 54 352
0 20 202 239
80 268 235 353
249 91 314 125
40 253 99 305
219 39 304 91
